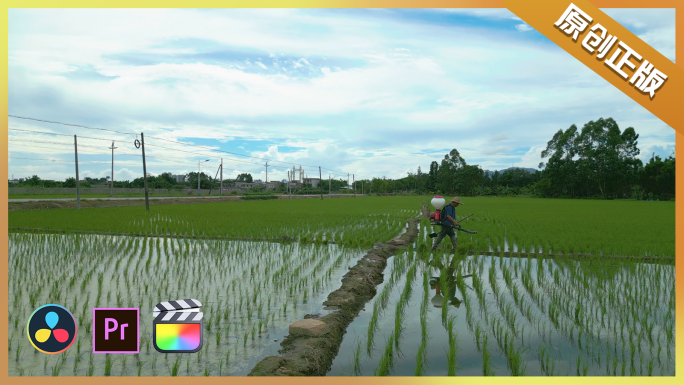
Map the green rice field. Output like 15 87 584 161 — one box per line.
8 233 365 376
330 219 675 376
7 196 675 376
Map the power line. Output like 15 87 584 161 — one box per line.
8 115 352 173
9 115 137 136
11 127 339 174
9 157 113 164
9 128 118 142
143 142 264 167
8 144 103 153
8 140 257 169
146 134 330 171
9 139 113 150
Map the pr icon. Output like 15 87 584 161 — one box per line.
93 308 139 353
27 304 77 354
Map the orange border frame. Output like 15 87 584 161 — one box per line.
2 0 681 383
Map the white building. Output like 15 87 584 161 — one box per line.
303 177 321 188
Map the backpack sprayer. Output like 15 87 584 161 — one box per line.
428 195 477 237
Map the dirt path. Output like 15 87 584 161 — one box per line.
248 208 427 376
8 194 362 211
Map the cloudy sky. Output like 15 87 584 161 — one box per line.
8 8 676 183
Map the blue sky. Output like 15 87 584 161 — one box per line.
8 8 676 182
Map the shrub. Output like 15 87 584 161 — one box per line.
240 195 278 201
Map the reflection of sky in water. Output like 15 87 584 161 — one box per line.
8 234 366 376
330 252 675 376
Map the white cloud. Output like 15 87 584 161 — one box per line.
515 23 533 32
7 8 675 181
602 8 676 61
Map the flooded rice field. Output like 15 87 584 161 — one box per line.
8 233 364 376
329 245 675 376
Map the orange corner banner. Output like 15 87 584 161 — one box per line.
505 0 683 133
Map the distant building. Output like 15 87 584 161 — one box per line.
303 177 321 188
234 182 262 189
172 174 187 183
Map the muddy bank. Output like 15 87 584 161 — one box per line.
8 196 242 211
8 194 364 211
249 212 424 376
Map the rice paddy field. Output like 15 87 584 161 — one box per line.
8 233 365 376
329 219 675 376
7 196 675 376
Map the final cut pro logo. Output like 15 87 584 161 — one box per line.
153 299 203 353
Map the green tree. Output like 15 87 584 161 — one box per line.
575 118 641 198
640 155 675 200
63 177 76 188
540 125 579 197
24 175 42 186
427 161 440 191
236 173 253 182
186 172 213 189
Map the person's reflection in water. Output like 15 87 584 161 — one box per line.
428 254 472 308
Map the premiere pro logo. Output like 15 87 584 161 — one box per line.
92 308 139 353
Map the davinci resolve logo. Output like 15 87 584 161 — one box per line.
27 304 77 354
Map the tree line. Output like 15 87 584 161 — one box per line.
10 118 674 200
367 118 674 200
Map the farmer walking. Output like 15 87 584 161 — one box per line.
432 196 464 251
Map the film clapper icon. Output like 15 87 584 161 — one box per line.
152 299 203 353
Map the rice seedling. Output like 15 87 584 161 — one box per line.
374 334 396 376
8 197 675 377
446 316 457 375
170 356 181 376
353 341 363 376
104 354 112 376
482 335 494 376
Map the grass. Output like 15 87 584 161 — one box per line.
9 196 419 249
8 192 202 199
9 196 675 258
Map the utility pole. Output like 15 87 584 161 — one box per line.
319 166 323 200
74 135 80 210
353 174 356 198
197 160 209 196
141 133 150 211
109 141 117 197
287 171 290 198
220 158 223 195
347 173 350 193
265 161 269 183
329 174 331 195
